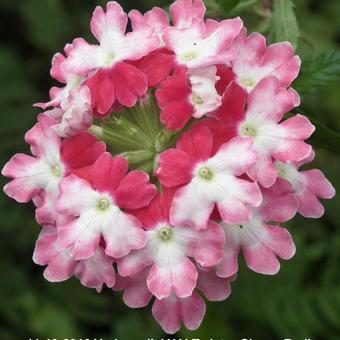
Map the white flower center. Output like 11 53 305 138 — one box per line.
50 164 63 178
181 52 198 62
192 94 204 106
239 77 256 89
158 226 173 242
69 75 84 88
241 124 256 137
276 162 287 178
97 197 111 212
103 52 116 68
198 166 214 181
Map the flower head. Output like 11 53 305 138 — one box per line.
33 225 115 292
1 0 335 334
275 151 335 218
232 28 301 92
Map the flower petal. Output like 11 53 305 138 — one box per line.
75 247 115 292
147 257 197 299
114 171 157 209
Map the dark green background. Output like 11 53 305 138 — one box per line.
0 0 339 339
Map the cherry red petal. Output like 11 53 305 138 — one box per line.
215 64 236 95
86 69 116 116
160 101 193 131
61 132 106 171
215 81 247 134
111 61 148 107
156 149 193 187
193 118 233 155
129 188 177 229
176 124 213 162
114 171 157 209
156 69 191 109
137 49 175 87
89 153 128 194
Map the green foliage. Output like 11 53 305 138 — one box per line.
264 226 340 339
217 0 240 15
270 0 299 49
19 0 73 52
205 0 261 18
0 49 38 145
294 51 340 94
231 0 261 14
302 111 340 155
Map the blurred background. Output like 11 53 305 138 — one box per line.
0 0 339 339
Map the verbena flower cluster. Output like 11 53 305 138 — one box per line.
2 0 335 334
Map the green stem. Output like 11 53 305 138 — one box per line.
127 94 160 140
101 115 153 151
120 150 154 165
137 160 155 174
101 129 143 151
155 128 179 153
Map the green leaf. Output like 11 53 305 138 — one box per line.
218 0 240 15
294 51 340 94
29 303 80 338
231 0 261 14
270 0 299 49
19 0 73 52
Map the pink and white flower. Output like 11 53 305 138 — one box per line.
156 124 262 229
117 189 225 299
33 225 77 282
45 86 93 137
152 269 234 334
115 264 234 334
114 269 153 308
170 0 206 29
61 1 160 115
232 28 301 92
275 151 335 218
56 153 157 260
35 44 93 137
161 0 242 69
114 266 233 311
35 43 86 110
33 225 115 292
216 179 298 277
74 245 116 292
2 114 106 224
216 77 314 187
196 268 235 302
163 16 243 69
152 292 206 334
156 66 221 130
129 7 169 46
